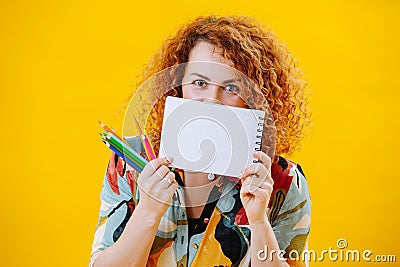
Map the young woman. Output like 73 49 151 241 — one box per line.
90 15 312 267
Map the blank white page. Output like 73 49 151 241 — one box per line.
158 96 265 177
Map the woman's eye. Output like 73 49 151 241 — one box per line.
193 79 208 87
224 84 240 93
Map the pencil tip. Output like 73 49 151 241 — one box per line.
133 116 143 134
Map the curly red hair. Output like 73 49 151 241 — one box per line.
124 15 311 159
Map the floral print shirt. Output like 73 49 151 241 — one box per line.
90 136 311 267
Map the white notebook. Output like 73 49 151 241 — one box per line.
158 96 265 177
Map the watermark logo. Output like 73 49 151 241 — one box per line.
257 238 396 263
336 238 348 249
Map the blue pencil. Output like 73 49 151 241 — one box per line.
103 140 143 172
102 130 148 169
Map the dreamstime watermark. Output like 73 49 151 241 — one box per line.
257 238 397 263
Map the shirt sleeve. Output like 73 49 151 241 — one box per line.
89 152 139 267
271 163 312 267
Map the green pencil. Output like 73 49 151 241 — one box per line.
102 131 147 169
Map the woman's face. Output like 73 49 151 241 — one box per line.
182 41 247 108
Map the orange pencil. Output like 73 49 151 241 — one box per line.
98 120 131 146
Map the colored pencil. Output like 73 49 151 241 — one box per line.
133 116 156 160
101 134 144 172
102 140 143 172
99 121 180 202
101 132 142 168
101 131 147 169
132 119 177 172
132 118 177 172
98 121 148 168
98 120 131 146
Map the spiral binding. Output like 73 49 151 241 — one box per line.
253 116 265 163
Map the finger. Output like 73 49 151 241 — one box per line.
139 172 178 205
240 175 262 195
163 183 179 204
139 165 171 192
241 173 273 195
160 171 176 189
241 174 252 187
166 181 179 194
252 151 272 177
151 171 176 192
141 157 171 177
250 186 271 197
241 183 258 197
153 165 171 181
265 175 274 187
257 180 274 190
241 181 272 197
253 151 272 169
241 174 264 191
154 176 179 204
239 163 268 181
240 184 251 197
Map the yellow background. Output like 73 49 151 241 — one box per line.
1 0 399 266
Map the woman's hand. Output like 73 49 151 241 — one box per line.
239 151 274 225
136 157 179 219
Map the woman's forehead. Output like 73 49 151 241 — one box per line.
188 41 232 65
183 62 243 84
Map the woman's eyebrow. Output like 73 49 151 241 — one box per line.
189 73 240 84
221 78 239 84
189 73 210 81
